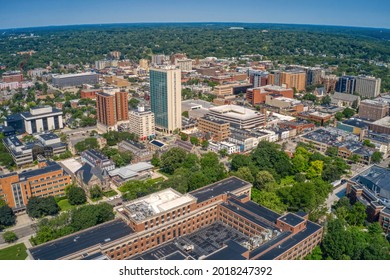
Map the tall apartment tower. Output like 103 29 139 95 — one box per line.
355 76 381 98
280 70 306 92
150 68 182 133
335 76 356 94
128 105 155 140
96 91 129 132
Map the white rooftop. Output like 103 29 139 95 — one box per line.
125 189 195 221
209 105 261 120
52 72 97 79
60 158 83 174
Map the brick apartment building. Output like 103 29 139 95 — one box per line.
0 160 71 211
29 177 323 260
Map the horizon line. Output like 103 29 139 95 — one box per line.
1 21 389 32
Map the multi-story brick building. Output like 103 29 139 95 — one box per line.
96 91 129 132
198 116 230 141
2 71 23 83
80 89 100 99
246 85 294 105
29 177 323 260
359 99 389 121
0 160 71 211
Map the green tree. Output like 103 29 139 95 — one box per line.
231 167 254 183
182 111 189 118
201 140 209 149
199 152 227 183
255 170 275 190
304 246 323 260
218 148 228 157
190 136 199 146
346 202 367 226
342 107 355 119
160 147 187 175
251 188 286 213
325 146 338 157
74 138 99 153
180 133 189 141
321 95 331 106
70 205 98 231
251 141 293 178
26 196 60 218
128 98 140 109
90 185 103 200
2 231 18 243
188 171 209 191
0 205 16 228
371 151 383 164
67 186 87 205
151 153 160 167
335 112 344 121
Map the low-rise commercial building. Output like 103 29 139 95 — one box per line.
300 128 374 164
207 105 265 129
3 133 67 166
370 116 390 135
52 72 99 88
5 106 64 134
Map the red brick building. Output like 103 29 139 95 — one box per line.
29 177 323 260
0 161 71 211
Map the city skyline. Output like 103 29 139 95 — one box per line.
1 0 390 30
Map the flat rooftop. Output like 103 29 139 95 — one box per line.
52 72 97 79
278 213 305 227
190 177 251 203
372 116 390 128
124 189 195 221
209 105 262 121
131 222 250 260
37 132 60 141
29 219 133 260
254 221 322 260
221 203 277 230
109 162 153 179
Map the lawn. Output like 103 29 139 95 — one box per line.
0 243 27 260
57 199 74 211
103 190 118 197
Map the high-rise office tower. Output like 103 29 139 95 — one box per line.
96 91 129 132
150 68 182 133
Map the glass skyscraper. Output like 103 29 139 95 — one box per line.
150 68 182 133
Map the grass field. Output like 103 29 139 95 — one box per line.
57 199 74 211
0 243 27 260
103 190 117 197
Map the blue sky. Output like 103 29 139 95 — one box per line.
1 0 389 29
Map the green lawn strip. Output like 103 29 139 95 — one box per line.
0 243 28 260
